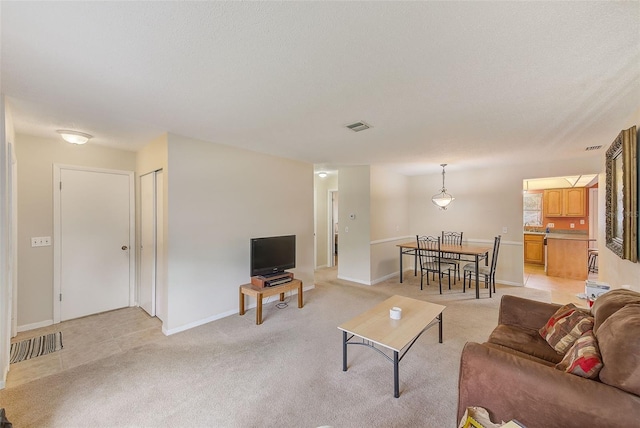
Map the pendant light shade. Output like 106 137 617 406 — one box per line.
431 164 455 210
57 130 92 145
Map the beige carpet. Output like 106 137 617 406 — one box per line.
0 269 551 427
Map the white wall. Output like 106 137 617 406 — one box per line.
14 134 136 329
0 94 16 388
599 108 640 290
409 157 602 285
163 134 314 334
314 172 338 268
370 166 410 283
337 166 371 284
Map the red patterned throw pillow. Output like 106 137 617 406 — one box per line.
539 304 594 354
556 330 603 379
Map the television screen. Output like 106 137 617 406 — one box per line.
250 235 296 277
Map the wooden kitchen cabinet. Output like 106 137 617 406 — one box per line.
544 189 564 216
543 188 586 217
524 233 545 265
563 188 586 217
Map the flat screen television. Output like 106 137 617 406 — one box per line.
250 235 296 277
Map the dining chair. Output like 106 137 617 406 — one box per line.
441 231 463 282
416 235 455 294
462 235 501 297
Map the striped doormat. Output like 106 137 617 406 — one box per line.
10 332 63 364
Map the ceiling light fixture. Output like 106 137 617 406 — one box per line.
431 164 455 210
318 172 328 178
57 130 92 145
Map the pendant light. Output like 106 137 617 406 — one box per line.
431 164 455 210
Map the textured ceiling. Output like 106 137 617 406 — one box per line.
2 1 639 175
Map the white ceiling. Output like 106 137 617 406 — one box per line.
2 1 639 175
524 174 598 190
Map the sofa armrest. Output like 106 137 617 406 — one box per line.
498 295 561 330
457 342 640 427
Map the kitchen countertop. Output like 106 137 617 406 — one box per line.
523 231 594 241
545 233 594 241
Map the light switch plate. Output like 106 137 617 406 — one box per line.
31 236 52 247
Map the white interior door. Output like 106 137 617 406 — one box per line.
57 167 133 321
155 171 165 322
139 172 156 317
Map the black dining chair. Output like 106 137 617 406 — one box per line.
463 235 501 297
416 235 455 294
441 231 463 282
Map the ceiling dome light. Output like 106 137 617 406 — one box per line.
431 164 455 210
57 130 92 145
318 172 328 178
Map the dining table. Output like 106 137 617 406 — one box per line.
396 241 493 299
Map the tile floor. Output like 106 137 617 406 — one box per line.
6 307 164 388
6 263 589 388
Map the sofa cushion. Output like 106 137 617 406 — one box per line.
555 330 603 379
591 289 640 333
539 303 594 354
596 304 640 395
483 342 556 367
488 324 563 364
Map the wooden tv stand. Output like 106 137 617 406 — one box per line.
238 279 303 325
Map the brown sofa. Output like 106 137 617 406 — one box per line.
457 289 640 427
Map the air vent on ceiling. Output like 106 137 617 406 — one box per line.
585 145 602 151
346 121 371 132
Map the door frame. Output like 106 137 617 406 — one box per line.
327 189 338 267
589 187 598 246
53 164 135 324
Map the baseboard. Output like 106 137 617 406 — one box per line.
162 284 316 336
336 275 371 286
17 319 53 333
162 309 238 336
497 279 524 287
371 271 400 285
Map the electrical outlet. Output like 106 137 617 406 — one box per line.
547 223 555 228
580 219 585 225
570 223 575 229
502 226 508 234
345 226 349 233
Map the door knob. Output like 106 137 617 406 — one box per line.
122 245 128 250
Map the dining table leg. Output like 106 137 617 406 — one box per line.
475 254 480 299
399 246 404 283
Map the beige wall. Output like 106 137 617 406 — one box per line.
370 166 410 283
15 134 136 328
598 108 640 290
314 172 338 268
337 166 371 284
409 157 602 286
163 134 314 333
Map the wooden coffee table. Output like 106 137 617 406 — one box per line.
338 295 445 397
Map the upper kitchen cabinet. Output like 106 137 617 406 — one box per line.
543 188 586 217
